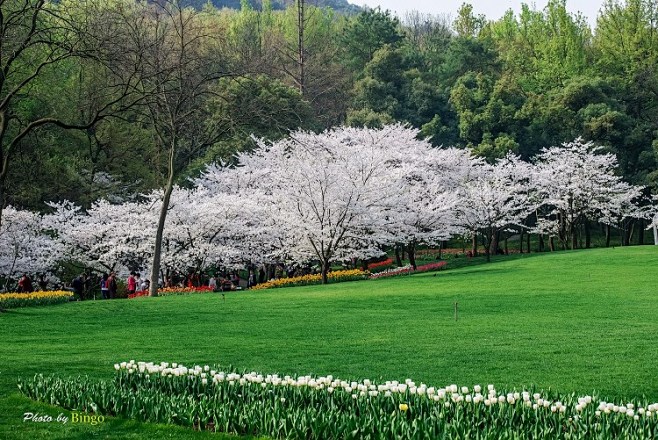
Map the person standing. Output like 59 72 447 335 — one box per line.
100 273 110 299
127 272 136 295
72 274 84 300
107 272 118 299
208 276 217 292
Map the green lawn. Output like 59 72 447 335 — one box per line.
2 246 658 438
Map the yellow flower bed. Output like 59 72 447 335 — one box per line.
0 290 73 309
251 269 369 290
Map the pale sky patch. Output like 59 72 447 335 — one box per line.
349 0 605 28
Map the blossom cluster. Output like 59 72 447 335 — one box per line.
0 290 73 309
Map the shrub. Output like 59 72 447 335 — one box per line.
0 290 73 309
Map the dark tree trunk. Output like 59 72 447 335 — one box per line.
526 231 531 253
395 245 402 267
571 226 578 250
585 220 591 249
321 258 329 284
639 219 645 245
489 229 499 257
605 224 611 247
519 228 524 254
539 234 544 252
149 172 175 297
471 232 478 257
549 236 555 252
0 176 5 229
407 240 417 270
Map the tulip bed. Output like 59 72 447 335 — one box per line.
18 360 658 439
0 290 73 309
128 286 214 299
370 261 447 279
251 269 369 290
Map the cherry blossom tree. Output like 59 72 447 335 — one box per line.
455 154 533 262
0 206 58 288
532 139 646 249
208 125 429 283
44 199 154 274
384 146 471 268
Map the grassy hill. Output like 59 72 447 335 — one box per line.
2 246 658 438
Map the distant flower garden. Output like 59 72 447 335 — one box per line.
128 286 213 299
370 262 447 280
251 269 369 290
250 262 448 290
0 290 73 309
18 360 658 438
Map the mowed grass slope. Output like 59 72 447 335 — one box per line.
1 246 658 438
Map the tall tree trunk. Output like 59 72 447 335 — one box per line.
149 176 175 297
395 245 402 267
321 257 329 284
584 220 591 249
296 0 306 95
0 176 5 229
150 135 178 297
471 231 478 257
489 229 499 257
605 224 611 247
639 219 645 245
549 236 555 252
539 234 544 252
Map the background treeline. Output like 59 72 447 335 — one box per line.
3 0 658 214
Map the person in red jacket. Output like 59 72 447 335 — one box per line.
127 272 137 295
18 274 33 293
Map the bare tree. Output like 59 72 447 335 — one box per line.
108 0 233 296
0 0 144 226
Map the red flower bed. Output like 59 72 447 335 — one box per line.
367 258 394 270
128 285 214 299
415 261 447 272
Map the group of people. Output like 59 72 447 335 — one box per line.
97 273 118 300
97 272 150 299
208 273 240 292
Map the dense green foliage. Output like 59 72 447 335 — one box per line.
4 0 658 214
2 247 658 437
